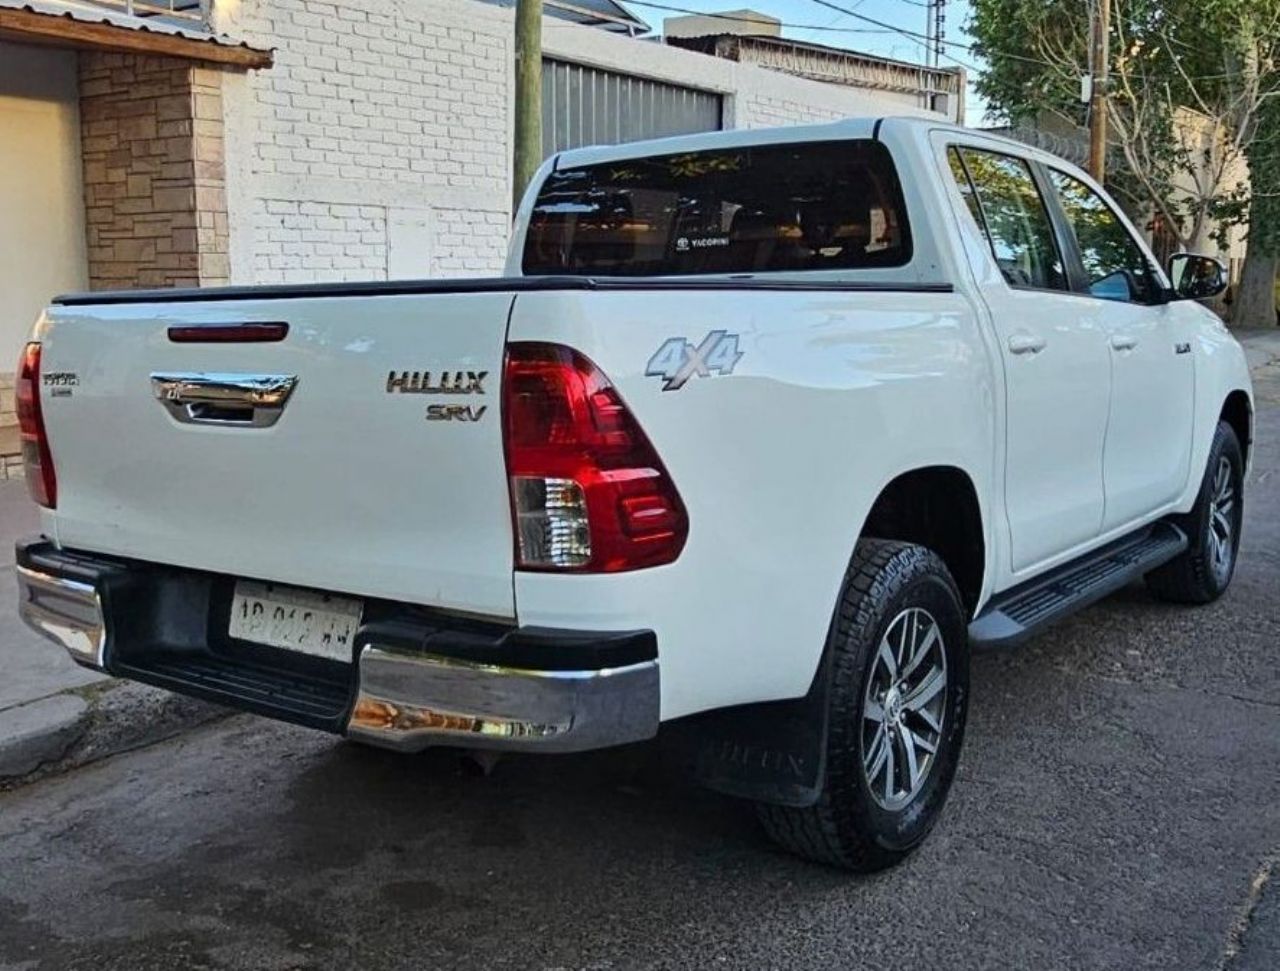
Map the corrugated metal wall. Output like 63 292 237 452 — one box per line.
542 59 723 157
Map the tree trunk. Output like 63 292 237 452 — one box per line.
1231 251 1278 328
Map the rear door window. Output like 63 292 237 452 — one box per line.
522 140 912 276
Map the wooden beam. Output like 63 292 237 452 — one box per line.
0 7 273 69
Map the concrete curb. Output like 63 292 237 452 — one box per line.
0 679 230 790
0 693 90 777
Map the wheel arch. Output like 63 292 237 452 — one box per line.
669 470 986 811
1220 390 1253 470
860 465 986 616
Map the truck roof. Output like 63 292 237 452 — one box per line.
554 115 1071 176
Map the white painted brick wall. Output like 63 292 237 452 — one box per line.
739 94 858 130
222 0 513 282
433 209 512 276
252 199 387 283
217 0 945 285
246 1 509 189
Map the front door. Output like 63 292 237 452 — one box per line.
1043 168 1195 529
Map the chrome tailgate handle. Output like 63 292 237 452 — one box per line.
151 372 298 427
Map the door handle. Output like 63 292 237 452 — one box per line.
151 372 298 428
1007 333 1047 355
1110 335 1139 351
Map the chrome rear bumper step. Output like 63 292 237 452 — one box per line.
14 538 660 752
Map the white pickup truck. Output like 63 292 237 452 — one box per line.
15 118 1253 871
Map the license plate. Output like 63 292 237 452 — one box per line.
228 580 363 662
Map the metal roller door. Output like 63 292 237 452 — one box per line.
542 58 723 157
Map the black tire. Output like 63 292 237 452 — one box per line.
1145 421 1244 605
756 539 970 871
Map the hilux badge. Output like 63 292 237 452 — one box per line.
386 370 486 395
646 331 743 391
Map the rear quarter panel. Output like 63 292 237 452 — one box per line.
509 287 996 719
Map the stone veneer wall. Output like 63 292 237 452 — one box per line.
79 52 229 289
0 52 236 479
0 373 18 480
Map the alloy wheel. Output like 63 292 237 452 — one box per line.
861 607 948 811
1208 455 1237 582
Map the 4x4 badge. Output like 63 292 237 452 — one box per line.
646 330 743 391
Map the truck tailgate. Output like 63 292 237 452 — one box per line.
38 292 517 620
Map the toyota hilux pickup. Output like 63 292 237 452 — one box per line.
14 118 1253 870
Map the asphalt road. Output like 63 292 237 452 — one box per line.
2 397 1278 970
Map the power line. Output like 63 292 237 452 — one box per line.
620 1 897 35
618 0 1060 96
631 0 986 117
625 0 1237 85
804 0 1058 70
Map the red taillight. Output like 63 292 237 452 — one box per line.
503 343 687 572
15 342 56 508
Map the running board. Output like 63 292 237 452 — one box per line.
969 522 1188 649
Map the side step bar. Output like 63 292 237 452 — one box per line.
969 521 1188 649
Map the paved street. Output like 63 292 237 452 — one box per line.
1 343 1278 971
0 483 104 711
0 482 221 781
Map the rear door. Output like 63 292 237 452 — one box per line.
1042 167 1195 529
40 291 517 620
943 143 1112 573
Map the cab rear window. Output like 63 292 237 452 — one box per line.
522 139 912 277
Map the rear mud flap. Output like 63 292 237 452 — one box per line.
662 651 831 808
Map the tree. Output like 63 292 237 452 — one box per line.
1229 97 1280 326
970 0 1280 296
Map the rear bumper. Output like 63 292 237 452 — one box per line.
14 538 659 753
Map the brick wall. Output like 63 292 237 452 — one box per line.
79 53 230 289
434 209 511 276
222 0 511 282
738 94 860 129
251 199 387 281
218 0 944 285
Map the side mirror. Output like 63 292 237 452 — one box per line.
1168 253 1227 300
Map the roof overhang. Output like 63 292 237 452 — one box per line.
0 1 273 68
546 0 649 36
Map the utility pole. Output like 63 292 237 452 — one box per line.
1088 0 1110 182
924 0 945 69
933 0 945 69
513 0 543 213
925 1 934 69
924 0 946 112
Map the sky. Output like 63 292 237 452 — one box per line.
616 0 990 125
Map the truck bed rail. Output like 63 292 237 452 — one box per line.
54 277 954 306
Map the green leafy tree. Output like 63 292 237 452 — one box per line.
1225 97 1280 325
971 0 1280 323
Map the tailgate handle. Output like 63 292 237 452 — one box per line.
151 372 298 428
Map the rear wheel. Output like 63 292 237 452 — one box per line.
756 539 969 871
1145 421 1244 605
